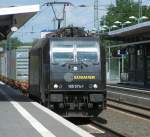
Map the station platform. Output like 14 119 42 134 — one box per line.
0 82 94 137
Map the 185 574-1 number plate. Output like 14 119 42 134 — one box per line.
68 84 84 89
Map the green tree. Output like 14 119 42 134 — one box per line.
0 40 6 47
101 0 150 28
7 37 22 50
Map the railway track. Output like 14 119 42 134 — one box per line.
89 120 126 137
88 101 149 137
107 84 150 120
68 85 150 137
90 101 149 137
68 118 125 137
107 84 150 110
107 99 150 119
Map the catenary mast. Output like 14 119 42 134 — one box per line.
94 0 99 30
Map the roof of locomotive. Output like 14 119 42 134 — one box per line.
46 26 97 38
30 27 99 51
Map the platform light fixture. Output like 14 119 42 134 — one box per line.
102 25 108 28
101 25 110 32
114 21 122 24
140 16 148 20
124 21 132 24
111 25 118 28
11 26 18 32
114 20 132 28
11 18 18 32
129 16 148 23
129 16 137 20
101 24 118 32
101 27 106 31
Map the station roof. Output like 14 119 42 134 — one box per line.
0 4 40 40
108 21 150 38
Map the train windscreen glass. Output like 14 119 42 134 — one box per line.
76 41 99 63
77 52 98 62
52 41 74 63
53 52 73 63
51 40 99 63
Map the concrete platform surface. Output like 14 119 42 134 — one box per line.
0 82 94 137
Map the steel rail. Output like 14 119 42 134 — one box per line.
107 99 150 120
106 84 150 110
90 120 126 137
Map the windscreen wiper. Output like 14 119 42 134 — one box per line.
61 61 72 67
79 61 89 67
92 62 99 65
52 62 59 65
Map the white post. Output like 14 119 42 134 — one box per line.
119 57 121 82
108 47 111 80
122 55 124 73
64 9 66 27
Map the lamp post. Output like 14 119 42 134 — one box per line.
101 27 106 33
129 16 148 23
101 25 109 32
111 25 118 29
114 20 132 28
123 21 132 26
101 24 118 32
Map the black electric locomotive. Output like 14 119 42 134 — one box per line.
29 27 106 117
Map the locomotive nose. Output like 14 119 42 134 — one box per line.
67 63 87 72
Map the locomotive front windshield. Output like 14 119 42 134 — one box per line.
76 41 98 63
53 52 74 63
77 52 97 62
51 40 99 63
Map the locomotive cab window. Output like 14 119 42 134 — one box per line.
51 41 74 63
51 40 99 64
76 41 99 63
77 52 98 62
53 52 74 63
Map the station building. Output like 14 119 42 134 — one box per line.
0 5 39 80
107 21 150 87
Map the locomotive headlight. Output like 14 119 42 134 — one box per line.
93 84 98 89
54 84 59 89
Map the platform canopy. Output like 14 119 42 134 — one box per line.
108 21 150 38
0 4 40 40
106 21 150 48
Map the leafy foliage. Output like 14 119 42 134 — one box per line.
0 37 22 50
101 0 150 27
7 37 22 50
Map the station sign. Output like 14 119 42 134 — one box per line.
112 49 128 57
117 50 128 55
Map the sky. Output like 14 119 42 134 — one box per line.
0 0 150 42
